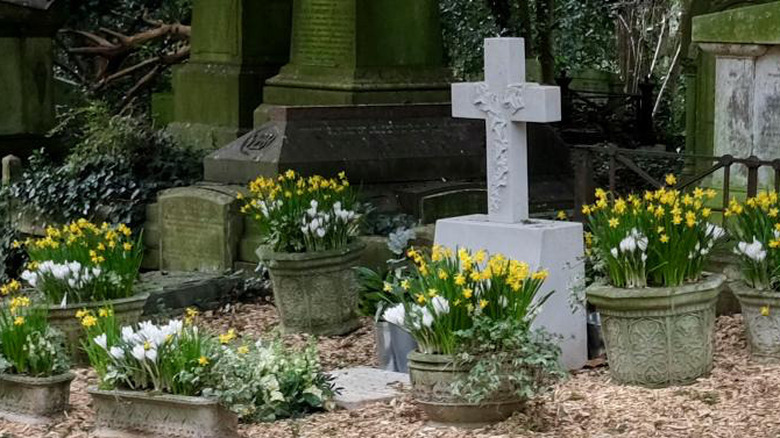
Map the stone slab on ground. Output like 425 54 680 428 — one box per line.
330 366 409 410
136 271 242 316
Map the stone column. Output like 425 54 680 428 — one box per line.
693 2 780 194
169 0 293 149
0 0 65 157
256 0 451 121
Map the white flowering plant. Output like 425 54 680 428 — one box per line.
82 314 218 395
240 171 361 253
384 246 562 403
582 177 725 288
18 220 143 305
384 246 551 355
0 295 69 377
203 337 336 422
726 191 780 291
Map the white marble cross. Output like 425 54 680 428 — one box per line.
452 38 561 223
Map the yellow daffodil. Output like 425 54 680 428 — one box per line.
198 356 209 366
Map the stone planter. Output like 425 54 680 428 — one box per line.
0 372 75 424
89 388 239 438
257 242 365 336
407 351 524 426
46 294 149 361
586 274 724 387
732 282 780 362
375 321 418 373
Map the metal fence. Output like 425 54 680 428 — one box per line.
572 144 780 221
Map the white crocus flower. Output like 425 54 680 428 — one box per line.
131 344 146 361
109 346 125 360
94 334 108 350
610 248 619 258
430 296 450 315
382 304 406 327
737 238 767 262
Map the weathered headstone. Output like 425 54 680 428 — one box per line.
693 2 780 193
434 38 587 370
0 0 64 157
169 0 293 149
158 185 244 273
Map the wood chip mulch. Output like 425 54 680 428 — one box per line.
3 307 780 438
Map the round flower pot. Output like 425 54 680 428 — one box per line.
586 274 724 388
0 372 75 425
257 242 365 336
407 351 524 426
45 293 149 362
89 388 239 438
375 321 418 373
732 282 780 362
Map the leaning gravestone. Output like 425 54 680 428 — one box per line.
0 0 65 157
158 185 244 273
434 38 587 370
693 2 780 194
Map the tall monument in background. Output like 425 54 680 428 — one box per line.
204 0 485 186
169 0 293 149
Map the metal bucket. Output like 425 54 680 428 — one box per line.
375 321 417 373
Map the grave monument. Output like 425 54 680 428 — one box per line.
434 38 587 370
203 0 486 185
693 2 780 192
168 0 293 150
0 0 65 157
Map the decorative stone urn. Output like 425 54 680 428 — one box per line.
587 274 725 388
46 293 149 361
0 372 75 424
257 242 365 336
732 282 780 362
407 351 524 426
89 388 239 438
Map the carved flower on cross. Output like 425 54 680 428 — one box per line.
503 83 525 114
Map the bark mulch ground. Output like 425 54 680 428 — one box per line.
1 302 778 438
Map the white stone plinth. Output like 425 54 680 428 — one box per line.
435 215 587 370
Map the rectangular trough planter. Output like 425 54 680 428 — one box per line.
89 388 238 438
0 372 75 424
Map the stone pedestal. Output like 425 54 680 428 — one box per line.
256 0 450 116
205 104 485 185
693 2 780 194
434 215 587 370
0 0 65 157
169 0 293 149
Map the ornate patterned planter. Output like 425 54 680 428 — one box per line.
0 372 75 424
732 282 780 362
257 242 365 336
46 294 149 362
587 274 724 388
407 352 524 426
89 388 239 438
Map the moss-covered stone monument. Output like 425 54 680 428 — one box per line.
169 0 293 150
0 0 65 157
